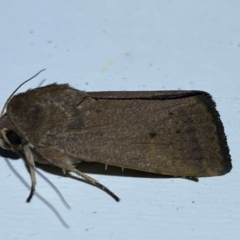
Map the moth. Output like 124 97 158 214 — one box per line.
0 71 232 202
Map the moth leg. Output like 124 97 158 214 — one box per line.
183 176 199 182
35 147 120 202
23 145 37 202
68 165 120 202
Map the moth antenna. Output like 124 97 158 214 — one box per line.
0 69 46 116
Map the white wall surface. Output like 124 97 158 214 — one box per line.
0 1 239 240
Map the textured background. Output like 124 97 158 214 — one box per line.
0 1 239 239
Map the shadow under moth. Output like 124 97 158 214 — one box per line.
0 71 232 203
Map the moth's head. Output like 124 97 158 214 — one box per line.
0 114 22 151
0 70 46 151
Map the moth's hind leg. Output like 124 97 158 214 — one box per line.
68 165 120 202
35 147 120 202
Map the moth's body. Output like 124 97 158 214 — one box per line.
0 83 232 201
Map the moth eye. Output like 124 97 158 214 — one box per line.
6 130 21 145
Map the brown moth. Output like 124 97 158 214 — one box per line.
0 72 232 202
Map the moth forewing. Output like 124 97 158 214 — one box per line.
57 89 231 177
0 82 232 203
